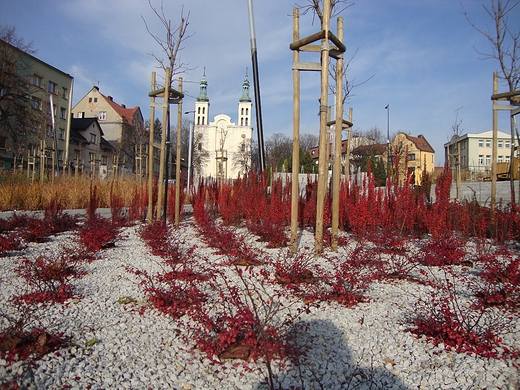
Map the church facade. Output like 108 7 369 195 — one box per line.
192 74 253 181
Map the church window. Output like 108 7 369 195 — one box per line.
246 108 248 115
241 118 244 126
245 118 249 126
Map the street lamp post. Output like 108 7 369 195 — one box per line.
185 110 195 192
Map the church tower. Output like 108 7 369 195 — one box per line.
238 72 252 127
195 71 209 125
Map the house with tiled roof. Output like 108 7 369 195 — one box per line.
72 86 145 174
389 132 435 184
69 117 114 178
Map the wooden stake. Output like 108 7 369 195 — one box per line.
156 67 171 220
147 72 157 223
175 77 183 229
315 0 331 254
290 7 301 253
331 16 344 252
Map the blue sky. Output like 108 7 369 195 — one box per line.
1 0 518 166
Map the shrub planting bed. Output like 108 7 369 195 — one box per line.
0 172 519 389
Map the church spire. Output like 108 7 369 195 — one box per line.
239 69 251 103
197 68 209 102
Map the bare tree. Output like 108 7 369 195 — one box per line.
463 0 519 198
463 0 519 92
295 0 353 24
265 133 293 169
142 0 192 87
329 49 375 105
300 133 319 152
233 138 253 175
192 129 209 179
0 26 47 167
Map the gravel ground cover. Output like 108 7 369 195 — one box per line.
0 216 519 389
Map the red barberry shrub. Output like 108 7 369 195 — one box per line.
0 231 24 254
13 253 86 305
409 268 518 359
417 234 467 266
475 252 520 310
77 216 120 253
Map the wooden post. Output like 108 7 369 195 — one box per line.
175 77 183 229
491 72 498 209
147 72 157 223
156 67 171 220
290 8 301 253
315 0 331 254
331 16 344 252
345 108 353 179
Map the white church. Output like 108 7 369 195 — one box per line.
193 72 253 181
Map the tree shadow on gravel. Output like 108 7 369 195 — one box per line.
254 319 408 390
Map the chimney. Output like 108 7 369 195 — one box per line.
108 96 113 101
121 104 126 108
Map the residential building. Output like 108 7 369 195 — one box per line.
444 130 516 179
388 133 435 184
0 39 73 172
69 118 114 178
192 73 253 180
72 86 145 174
309 136 377 174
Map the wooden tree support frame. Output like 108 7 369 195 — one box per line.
147 67 184 225
490 72 520 207
289 4 351 254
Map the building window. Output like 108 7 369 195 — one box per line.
408 153 416 161
77 112 84 118
0 136 6 149
57 149 63 161
32 75 42 87
101 156 107 165
60 107 66 119
498 155 503 163
90 133 97 144
30 96 42 110
486 155 491 165
58 128 65 140
478 155 484 165
89 98 92 103
89 152 96 163
46 125 52 136
98 111 106 121
505 141 511 148
498 140 503 148
94 97 97 103
486 140 491 148
478 140 484 148
62 87 68 99
48 81 58 94
506 155 511 163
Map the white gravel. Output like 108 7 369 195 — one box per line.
0 217 519 390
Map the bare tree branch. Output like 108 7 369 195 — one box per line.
462 0 520 91
295 0 354 25
142 0 193 86
329 48 375 104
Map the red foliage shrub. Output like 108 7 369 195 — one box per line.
476 253 520 310
13 253 85 304
0 232 24 254
417 235 467 266
77 216 120 253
